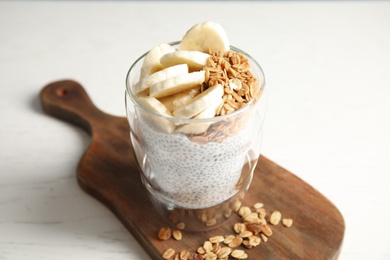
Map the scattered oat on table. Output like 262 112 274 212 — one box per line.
158 202 294 259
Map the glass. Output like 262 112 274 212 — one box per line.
125 42 266 231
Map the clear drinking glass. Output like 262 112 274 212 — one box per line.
125 42 266 231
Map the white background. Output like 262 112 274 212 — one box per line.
1 1 390 259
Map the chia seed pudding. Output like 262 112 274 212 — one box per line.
138 115 251 209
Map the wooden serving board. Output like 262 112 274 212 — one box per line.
40 80 344 259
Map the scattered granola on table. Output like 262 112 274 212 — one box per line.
159 202 294 259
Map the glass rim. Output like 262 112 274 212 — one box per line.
125 41 266 124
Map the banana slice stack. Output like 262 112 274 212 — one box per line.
133 21 231 134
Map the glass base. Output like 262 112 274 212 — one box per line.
140 157 258 231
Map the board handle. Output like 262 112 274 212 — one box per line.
40 79 108 135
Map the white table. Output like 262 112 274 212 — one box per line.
1 1 389 259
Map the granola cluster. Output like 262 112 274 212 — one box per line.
203 50 261 116
187 50 263 145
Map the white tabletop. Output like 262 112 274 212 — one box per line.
1 1 389 259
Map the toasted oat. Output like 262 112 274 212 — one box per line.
233 223 247 234
269 211 282 225
206 218 217 227
176 222 186 230
258 208 267 219
260 233 268 243
243 212 260 224
238 206 252 218
245 223 262 235
200 212 208 223
158 227 171 241
228 236 243 248
197 246 206 254
259 218 267 225
212 242 221 254
223 235 235 244
242 239 253 249
179 250 191 260
253 202 264 210
231 249 248 259
261 224 273 237
238 230 253 238
282 218 293 227
172 230 182 241
203 251 217 260
162 248 175 259
217 247 232 258
223 102 235 112
209 235 224 244
203 241 213 253
248 235 261 247
224 208 232 218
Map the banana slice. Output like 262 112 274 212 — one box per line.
140 43 176 79
179 21 230 53
134 64 188 95
137 96 172 116
195 97 224 119
173 84 224 118
159 86 201 112
150 70 205 98
176 97 224 135
160 50 209 71
136 96 175 133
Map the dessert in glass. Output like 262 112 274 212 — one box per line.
125 21 266 231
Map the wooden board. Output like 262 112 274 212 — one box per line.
40 80 345 259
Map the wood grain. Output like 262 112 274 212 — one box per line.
40 80 345 260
